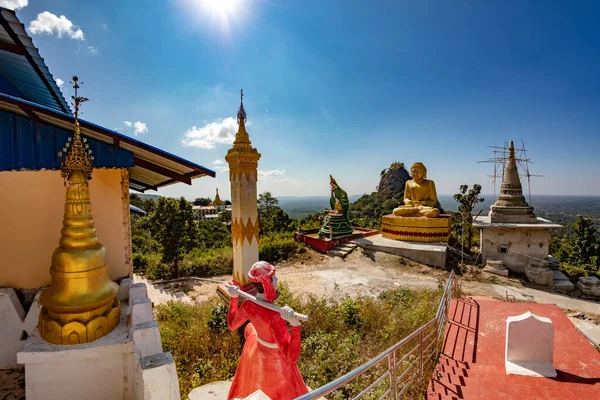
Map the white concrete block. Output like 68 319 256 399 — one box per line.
133 320 163 358
505 311 556 377
130 283 149 303
242 390 271 400
0 288 42 368
137 353 180 400
130 298 153 327
119 277 134 300
18 315 134 400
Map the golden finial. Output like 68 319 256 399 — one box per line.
59 76 93 181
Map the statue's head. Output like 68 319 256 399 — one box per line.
330 175 339 190
248 261 278 302
410 162 427 180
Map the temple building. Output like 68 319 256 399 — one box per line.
474 141 568 288
0 8 214 399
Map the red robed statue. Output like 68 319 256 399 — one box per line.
226 261 309 400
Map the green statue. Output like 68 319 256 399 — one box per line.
320 175 353 239
329 175 349 220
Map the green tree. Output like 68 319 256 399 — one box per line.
151 197 197 278
568 216 599 269
453 184 484 251
258 192 279 218
193 197 212 206
130 193 145 209
260 207 296 235
218 209 232 224
224 200 232 206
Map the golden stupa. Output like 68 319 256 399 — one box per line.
39 77 120 345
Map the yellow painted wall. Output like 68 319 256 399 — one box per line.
0 169 131 288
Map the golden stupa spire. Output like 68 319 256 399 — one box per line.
39 77 120 345
233 89 251 146
59 76 93 181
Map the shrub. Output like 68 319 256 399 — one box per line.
207 303 229 333
258 234 302 263
180 247 233 277
132 252 148 274
144 253 171 280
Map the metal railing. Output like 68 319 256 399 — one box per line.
296 270 459 400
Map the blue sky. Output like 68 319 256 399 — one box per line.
7 0 600 198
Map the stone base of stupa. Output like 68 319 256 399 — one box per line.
381 214 451 243
17 279 180 400
474 216 562 274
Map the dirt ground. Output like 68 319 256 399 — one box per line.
149 247 600 343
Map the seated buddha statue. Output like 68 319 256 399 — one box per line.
393 162 440 218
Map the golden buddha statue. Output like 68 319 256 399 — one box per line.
393 162 440 218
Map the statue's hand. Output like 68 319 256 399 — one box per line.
226 285 239 299
280 305 301 327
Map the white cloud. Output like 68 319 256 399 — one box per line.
182 117 238 149
132 121 148 136
88 46 98 55
213 159 224 165
55 78 63 88
259 169 285 177
28 12 85 40
122 120 148 136
0 0 28 10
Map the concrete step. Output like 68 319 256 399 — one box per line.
336 244 356 251
327 249 349 258
553 270 574 291
553 270 570 281
554 280 575 291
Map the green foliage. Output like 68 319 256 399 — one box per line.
553 216 600 274
132 252 148 274
148 197 198 278
452 184 484 251
349 192 399 229
298 213 323 231
339 298 363 328
258 192 279 215
257 192 297 235
196 220 231 249
207 303 229 333
258 233 303 263
218 209 232 223
145 253 171 280
157 285 442 398
179 247 233 277
193 197 212 206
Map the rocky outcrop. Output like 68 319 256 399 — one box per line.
377 162 410 199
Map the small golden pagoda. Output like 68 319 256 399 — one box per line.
39 77 120 345
213 188 224 207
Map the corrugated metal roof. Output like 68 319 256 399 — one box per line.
0 93 215 192
0 109 134 171
0 8 70 114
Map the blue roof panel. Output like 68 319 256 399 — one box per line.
0 109 135 171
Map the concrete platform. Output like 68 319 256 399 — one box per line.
350 234 447 267
427 298 600 400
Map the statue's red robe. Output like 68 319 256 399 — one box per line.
227 298 309 400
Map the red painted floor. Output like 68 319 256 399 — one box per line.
427 298 600 400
